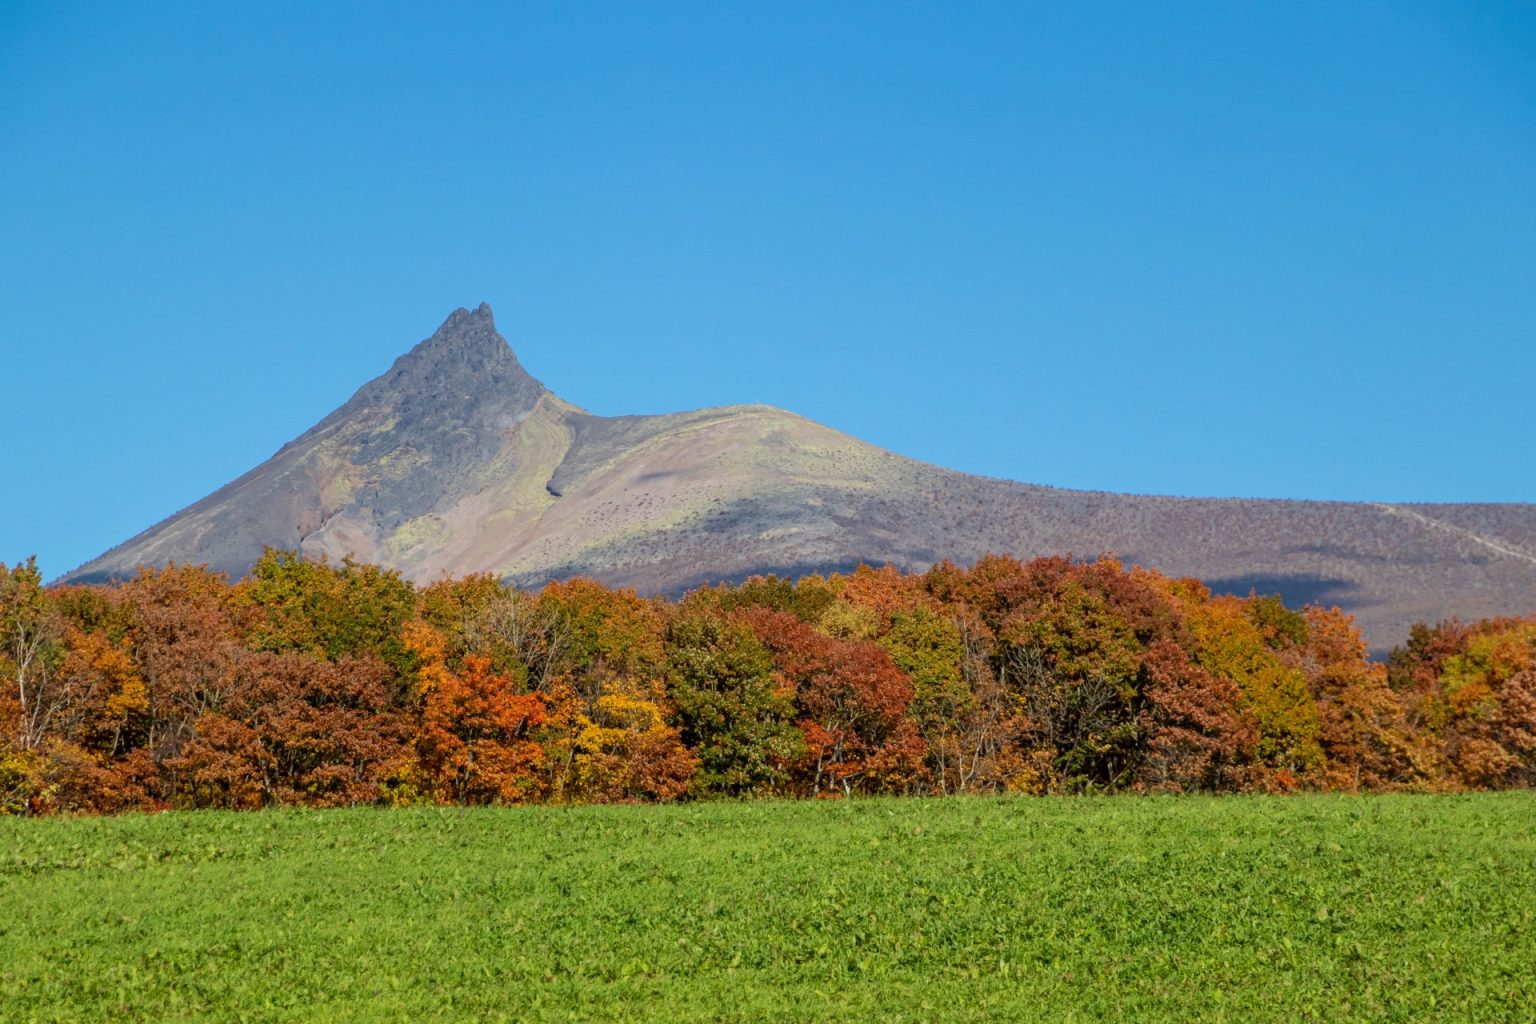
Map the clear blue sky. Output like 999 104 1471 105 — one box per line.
3 1 1533 580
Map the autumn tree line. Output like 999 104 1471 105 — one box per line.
2 550 1534 814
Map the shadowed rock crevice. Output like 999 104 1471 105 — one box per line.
1204 574 1369 612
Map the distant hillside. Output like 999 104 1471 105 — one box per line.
63 304 1536 650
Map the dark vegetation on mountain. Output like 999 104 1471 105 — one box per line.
6 552 1535 814
61 305 1536 653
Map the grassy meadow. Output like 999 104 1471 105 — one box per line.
2 794 1533 1022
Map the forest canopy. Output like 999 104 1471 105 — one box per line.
3 550 1533 815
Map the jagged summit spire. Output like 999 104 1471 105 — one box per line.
288 304 553 450
370 302 547 406
414 302 512 361
434 301 497 337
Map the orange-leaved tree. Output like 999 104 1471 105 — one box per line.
745 607 925 797
402 620 546 804
535 579 696 802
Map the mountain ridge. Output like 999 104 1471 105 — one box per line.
63 305 1536 651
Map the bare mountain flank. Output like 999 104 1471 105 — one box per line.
65 305 1536 650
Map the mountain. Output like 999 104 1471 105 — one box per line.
64 304 1536 650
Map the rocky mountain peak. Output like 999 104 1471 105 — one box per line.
424 302 500 353
394 302 539 386
60 306 1536 652
334 303 549 422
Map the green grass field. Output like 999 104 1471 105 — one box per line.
3 795 1533 1023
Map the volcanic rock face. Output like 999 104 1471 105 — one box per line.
66 305 1536 650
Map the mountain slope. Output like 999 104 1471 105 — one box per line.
65 305 1536 650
